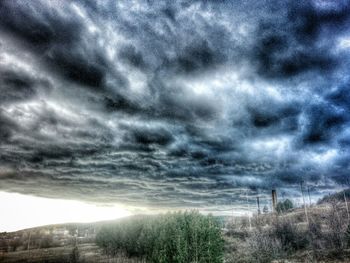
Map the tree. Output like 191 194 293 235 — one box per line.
70 246 79 263
276 199 294 214
263 205 269 214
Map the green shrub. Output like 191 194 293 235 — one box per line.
276 199 293 214
96 211 224 263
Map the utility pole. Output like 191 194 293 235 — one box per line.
343 187 350 223
27 231 31 251
231 177 234 223
246 191 252 231
231 196 234 223
231 177 235 225
75 227 78 246
300 182 309 225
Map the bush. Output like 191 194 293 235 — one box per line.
96 211 224 263
324 199 347 250
346 224 350 248
271 218 308 252
276 199 293 214
307 214 324 251
247 228 283 263
243 217 308 263
70 246 80 263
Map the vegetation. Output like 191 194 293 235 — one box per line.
96 211 224 263
318 188 350 204
2 191 350 263
225 197 350 263
70 246 80 263
276 199 293 214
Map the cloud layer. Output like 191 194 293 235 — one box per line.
1 0 350 212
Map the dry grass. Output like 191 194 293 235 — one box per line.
0 244 145 263
224 201 350 263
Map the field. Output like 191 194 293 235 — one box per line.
1 196 350 263
0 243 145 263
223 200 350 262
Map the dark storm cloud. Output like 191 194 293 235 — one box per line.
0 0 116 89
167 41 226 75
47 49 108 88
0 70 37 103
0 110 19 142
124 126 174 146
252 0 350 79
299 102 348 145
248 100 301 132
118 45 148 71
326 82 350 112
0 1 80 47
0 0 349 212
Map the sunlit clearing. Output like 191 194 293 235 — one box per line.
0 191 132 232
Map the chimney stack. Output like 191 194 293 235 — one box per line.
272 189 277 212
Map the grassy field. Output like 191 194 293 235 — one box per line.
0 243 145 263
223 202 350 263
1 196 350 262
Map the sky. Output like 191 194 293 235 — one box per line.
1 0 350 229
0 192 131 232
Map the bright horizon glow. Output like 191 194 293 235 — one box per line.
0 191 132 232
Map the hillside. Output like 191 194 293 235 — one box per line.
0 217 143 263
224 200 350 263
1 197 350 262
318 188 350 205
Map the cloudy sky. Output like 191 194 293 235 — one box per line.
1 0 350 220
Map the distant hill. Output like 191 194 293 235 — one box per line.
318 188 350 204
2 203 350 263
